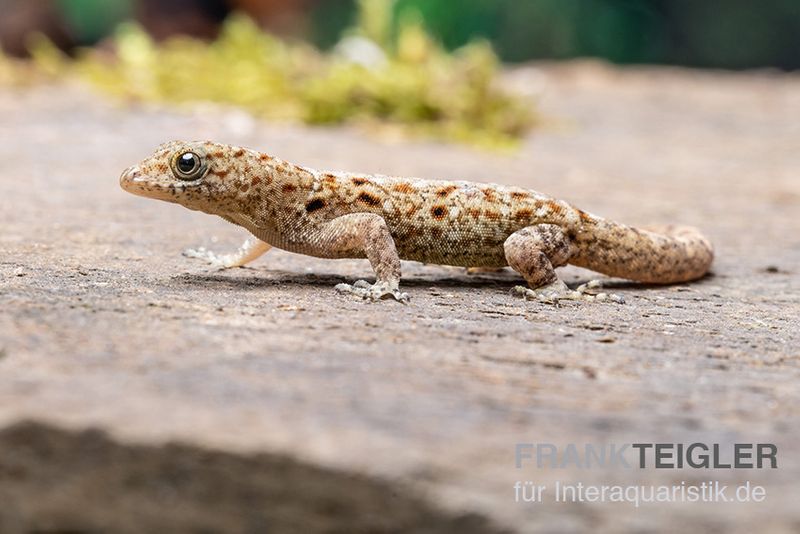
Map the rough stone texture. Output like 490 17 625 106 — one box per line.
0 62 798 532
0 421 502 533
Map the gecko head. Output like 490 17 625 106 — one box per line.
120 140 257 214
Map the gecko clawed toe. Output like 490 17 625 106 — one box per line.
512 280 625 305
183 236 272 270
335 280 409 303
182 247 233 269
512 281 583 305
575 279 626 304
121 140 713 304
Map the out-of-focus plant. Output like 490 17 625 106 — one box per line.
357 0 394 51
0 50 16 86
0 33 67 86
10 0 535 148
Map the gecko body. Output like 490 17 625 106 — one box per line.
120 141 713 302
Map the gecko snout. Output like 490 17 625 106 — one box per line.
120 165 151 197
119 165 142 189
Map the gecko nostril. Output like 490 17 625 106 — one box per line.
120 166 141 182
119 166 143 192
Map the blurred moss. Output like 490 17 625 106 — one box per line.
0 52 17 86
0 34 68 86
18 6 533 149
28 33 71 77
357 0 393 50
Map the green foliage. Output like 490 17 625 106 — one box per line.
12 3 534 149
0 34 65 86
57 0 132 44
383 0 800 70
0 53 16 86
357 0 393 50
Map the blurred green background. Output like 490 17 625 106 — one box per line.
319 0 800 69
2 0 799 70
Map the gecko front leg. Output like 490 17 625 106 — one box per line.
183 236 272 269
504 224 623 304
310 213 407 302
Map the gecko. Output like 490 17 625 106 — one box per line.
120 141 714 303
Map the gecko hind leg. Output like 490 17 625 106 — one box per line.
183 236 272 269
504 224 623 304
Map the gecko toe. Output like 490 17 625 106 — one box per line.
182 247 208 260
512 280 624 304
183 247 228 269
335 280 409 303
576 279 626 304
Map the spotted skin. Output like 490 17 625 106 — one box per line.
120 141 714 302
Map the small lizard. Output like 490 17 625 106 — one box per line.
120 141 713 303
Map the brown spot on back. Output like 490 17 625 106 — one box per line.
213 151 225 158
514 208 533 221
436 185 457 197
511 191 530 200
392 182 415 194
357 192 381 207
233 149 245 157
251 176 261 186
481 188 497 202
545 200 565 215
484 210 501 221
578 209 593 223
468 208 482 219
323 177 339 193
431 205 447 220
305 198 326 213
239 183 250 193
405 225 422 238
282 184 297 193
212 169 230 178
351 177 370 186
258 153 269 161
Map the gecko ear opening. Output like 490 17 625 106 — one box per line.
172 151 208 181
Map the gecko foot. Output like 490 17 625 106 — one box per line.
575 279 625 303
181 237 272 270
335 280 409 303
512 280 624 304
183 247 237 269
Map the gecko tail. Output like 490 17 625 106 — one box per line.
570 217 714 284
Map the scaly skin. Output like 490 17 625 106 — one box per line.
120 141 714 302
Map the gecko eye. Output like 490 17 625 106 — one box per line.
174 151 204 180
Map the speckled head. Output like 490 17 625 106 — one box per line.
120 140 259 214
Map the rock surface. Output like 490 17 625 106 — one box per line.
1 62 798 532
